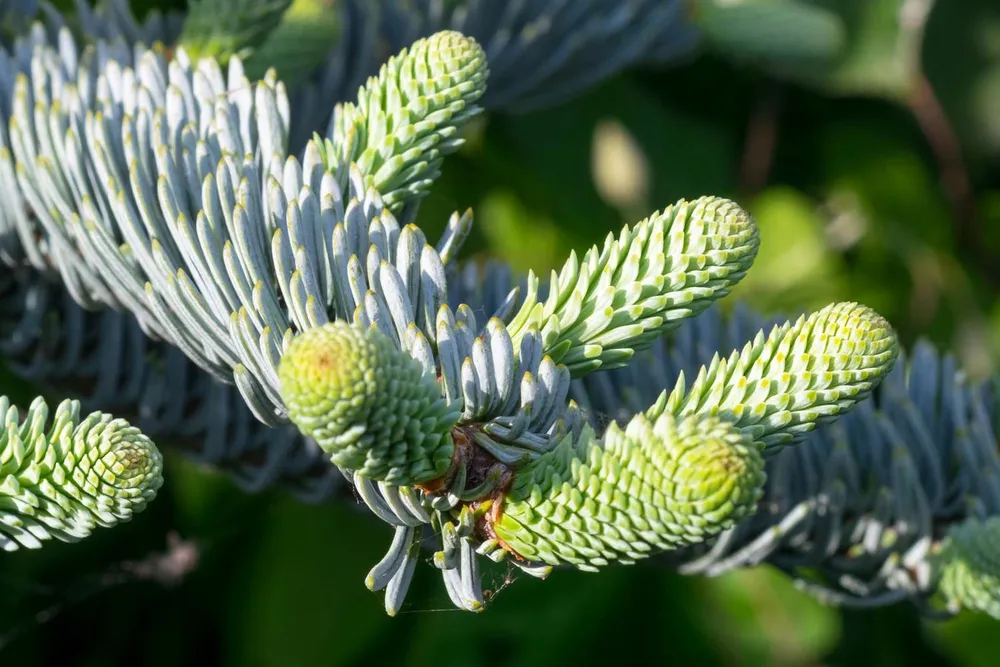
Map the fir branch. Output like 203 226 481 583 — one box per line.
452 262 1000 619
2 3 963 623
0 17 898 606
566 300 1000 619
0 268 340 502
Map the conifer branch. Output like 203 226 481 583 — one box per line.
5 2 994 626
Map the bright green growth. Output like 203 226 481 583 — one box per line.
934 516 1000 619
177 0 292 64
494 412 765 570
693 0 845 66
661 301 899 454
0 396 163 552
318 30 489 211
278 322 462 485
506 196 760 377
654 303 899 449
492 301 897 570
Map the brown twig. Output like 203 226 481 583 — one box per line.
907 73 1000 289
907 73 977 244
739 84 784 197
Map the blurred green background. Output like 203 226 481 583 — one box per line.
3 0 1000 665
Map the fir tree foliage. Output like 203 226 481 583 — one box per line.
2 0 999 627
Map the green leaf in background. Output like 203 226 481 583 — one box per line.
0 362 34 407
930 613 1000 667
222 496 391 667
807 0 933 100
244 0 342 85
177 0 291 65
812 107 995 376
829 605 955 667
694 0 847 67
380 567 726 667
701 568 842 666
474 190 571 274
695 0 935 102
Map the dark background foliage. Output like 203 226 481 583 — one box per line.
2 0 1000 665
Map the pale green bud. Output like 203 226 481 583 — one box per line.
493 412 764 570
0 397 163 552
935 516 1000 619
661 301 899 454
507 196 760 377
279 322 462 485
319 30 489 210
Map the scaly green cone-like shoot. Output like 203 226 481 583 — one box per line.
490 301 898 570
661 301 899 454
934 516 1000 619
492 412 765 570
279 322 462 485
506 196 760 377
318 30 489 211
1 396 163 552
